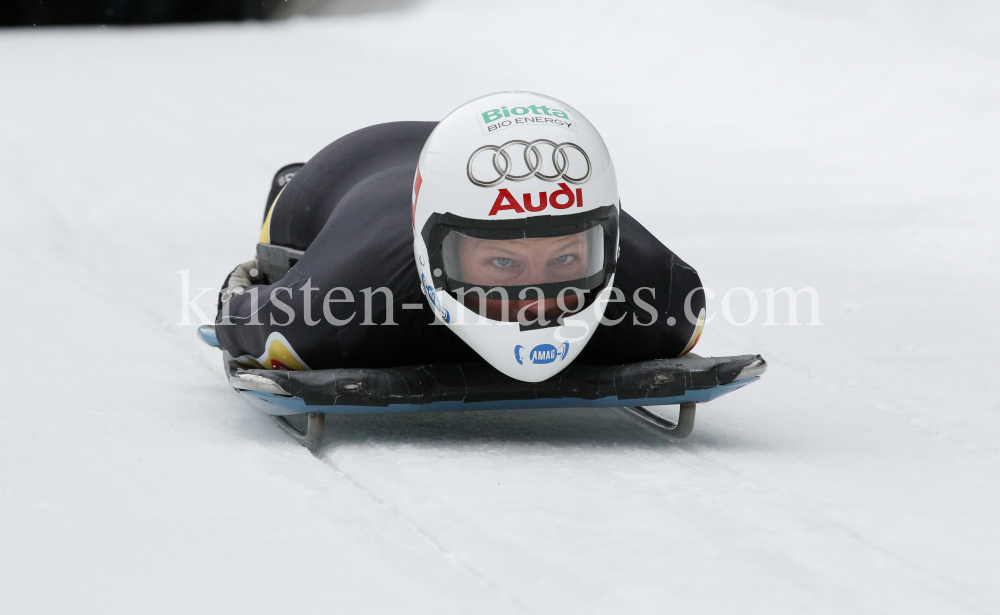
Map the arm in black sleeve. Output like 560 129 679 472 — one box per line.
577 210 706 364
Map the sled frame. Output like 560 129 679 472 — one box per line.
270 413 326 448
201 326 765 447
272 405 694 447
622 402 696 438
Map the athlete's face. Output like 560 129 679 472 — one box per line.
455 232 591 287
454 232 590 322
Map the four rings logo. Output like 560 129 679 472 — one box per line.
467 140 592 188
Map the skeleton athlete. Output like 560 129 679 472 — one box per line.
215 93 706 381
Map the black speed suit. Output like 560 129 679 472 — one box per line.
215 122 705 371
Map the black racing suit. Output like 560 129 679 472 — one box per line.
215 122 705 371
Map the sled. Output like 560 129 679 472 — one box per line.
198 325 766 447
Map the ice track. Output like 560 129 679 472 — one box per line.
1 1 998 613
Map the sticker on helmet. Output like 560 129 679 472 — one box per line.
478 103 578 136
514 342 570 365
468 141 592 188
420 273 450 323
489 184 584 215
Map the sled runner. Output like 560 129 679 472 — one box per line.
198 325 766 447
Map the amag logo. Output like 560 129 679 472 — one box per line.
514 342 570 365
477 103 578 136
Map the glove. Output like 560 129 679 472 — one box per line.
220 259 261 304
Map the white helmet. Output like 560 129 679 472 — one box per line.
413 92 620 382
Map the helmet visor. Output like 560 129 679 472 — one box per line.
441 225 604 290
421 205 619 326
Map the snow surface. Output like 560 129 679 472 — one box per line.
1 1 998 613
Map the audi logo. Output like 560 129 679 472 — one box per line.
467 139 592 188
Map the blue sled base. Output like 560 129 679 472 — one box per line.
198 325 766 446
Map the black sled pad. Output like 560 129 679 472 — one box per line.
217 342 766 417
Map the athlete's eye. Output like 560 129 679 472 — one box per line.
491 257 513 268
551 254 576 265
